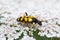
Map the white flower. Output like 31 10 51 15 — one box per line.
21 35 36 40
56 34 60 37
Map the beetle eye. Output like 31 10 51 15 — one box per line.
17 17 22 22
17 18 19 21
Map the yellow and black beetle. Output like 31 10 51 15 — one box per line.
16 12 42 32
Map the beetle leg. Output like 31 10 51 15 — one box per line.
21 22 25 26
25 12 28 16
29 22 35 35
30 22 35 30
